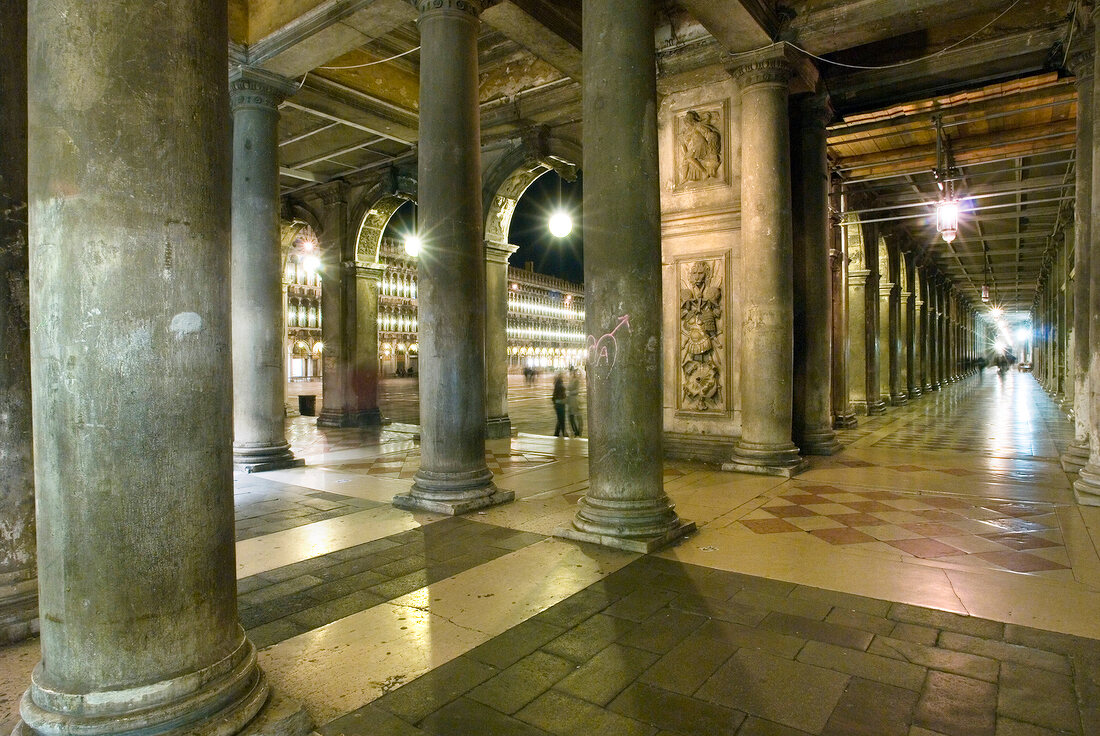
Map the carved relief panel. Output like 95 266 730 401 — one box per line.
672 102 729 191
677 256 726 413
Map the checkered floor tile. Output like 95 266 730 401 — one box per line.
738 483 1070 576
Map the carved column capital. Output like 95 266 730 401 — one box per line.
416 0 483 20
229 66 298 112
318 180 349 207
728 43 793 90
485 241 519 265
1069 44 1095 83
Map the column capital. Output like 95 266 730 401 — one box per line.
318 180 350 207
415 0 483 19
485 241 519 264
229 66 298 111
1068 43 1095 82
828 248 845 272
728 42 793 90
796 90 835 128
346 261 385 280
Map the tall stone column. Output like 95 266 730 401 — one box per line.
899 283 911 399
881 278 904 404
908 268 922 397
231 67 303 472
928 280 941 390
0 0 38 644
921 270 934 392
725 43 805 476
557 0 692 551
19 1 272 732
1067 48 1093 469
394 0 512 515
830 201 857 427
485 243 519 439
349 263 385 425
318 184 353 427
791 92 841 454
847 255 873 414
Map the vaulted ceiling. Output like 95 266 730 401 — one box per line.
228 0 1083 314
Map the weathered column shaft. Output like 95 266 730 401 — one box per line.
394 0 511 515
557 0 691 552
485 243 519 438
791 93 841 454
231 68 302 471
0 0 38 644
879 280 895 402
848 264 872 413
1067 47 1094 471
899 285 911 398
726 43 804 475
318 187 353 426
350 264 384 424
21 1 269 732
830 195 857 427
912 289 925 396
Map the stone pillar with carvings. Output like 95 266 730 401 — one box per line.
880 275 900 405
830 196 857 428
557 0 693 551
1066 45 1093 470
725 43 805 475
791 91 841 454
17 2 283 732
0 0 38 644
485 242 519 439
899 278 912 400
393 0 512 515
230 67 304 472
911 272 924 397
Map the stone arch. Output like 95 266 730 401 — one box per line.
482 134 581 248
355 192 416 265
842 214 867 270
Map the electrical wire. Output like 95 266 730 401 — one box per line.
319 45 422 70
784 0 1025 71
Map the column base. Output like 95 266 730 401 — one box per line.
0 576 38 645
724 440 807 478
867 400 887 416
797 428 842 456
394 467 512 516
15 636 269 736
317 408 385 428
890 392 908 406
556 494 694 552
1074 462 1100 506
486 415 513 440
233 442 304 473
832 412 858 429
923 382 934 393
929 382 941 391
1062 440 1091 473
555 519 696 553
908 386 923 398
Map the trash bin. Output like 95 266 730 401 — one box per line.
298 394 317 416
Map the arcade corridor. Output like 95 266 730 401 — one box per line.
2 369 1098 735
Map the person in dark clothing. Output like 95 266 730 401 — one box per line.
552 372 566 436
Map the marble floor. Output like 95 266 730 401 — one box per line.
3 370 1100 736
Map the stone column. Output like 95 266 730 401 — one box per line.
1067 48 1093 469
318 184 354 427
0 0 38 644
231 67 303 472
19 1 273 732
349 263 385 425
908 268 922 398
921 270 934 392
899 281 911 399
883 278 905 405
791 92 841 454
557 0 692 551
394 0 512 515
847 253 873 414
830 200 857 427
485 243 519 439
725 43 805 476
928 280 941 390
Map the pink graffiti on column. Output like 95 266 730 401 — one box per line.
587 314 631 373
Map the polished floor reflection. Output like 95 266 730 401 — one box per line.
1 369 1098 736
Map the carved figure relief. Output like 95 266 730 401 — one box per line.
673 106 726 190
679 258 725 412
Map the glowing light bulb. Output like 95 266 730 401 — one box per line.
548 211 573 238
404 234 422 257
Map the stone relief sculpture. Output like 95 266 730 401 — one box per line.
680 258 724 411
676 109 722 186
